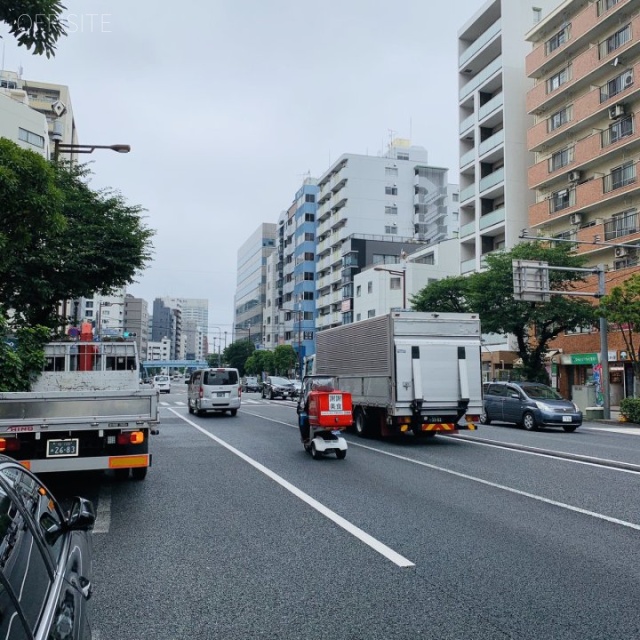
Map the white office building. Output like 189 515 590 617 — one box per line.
457 0 557 274
315 140 459 330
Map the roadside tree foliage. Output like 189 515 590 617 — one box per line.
0 316 49 392
411 241 597 383
600 274 640 384
223 340 255 376
0 139 154 329
273 345 297 376
0 0 67 57
245 350 274 377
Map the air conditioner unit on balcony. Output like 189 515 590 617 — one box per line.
570 213 582 225
567 170 582 182
608 104 625 119
615 246 628 258
624 72 633 88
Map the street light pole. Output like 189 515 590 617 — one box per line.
53 141 131 162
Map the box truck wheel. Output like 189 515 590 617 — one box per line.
132 467 148 480
355 410 369 437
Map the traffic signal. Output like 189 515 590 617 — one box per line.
123 332 137 338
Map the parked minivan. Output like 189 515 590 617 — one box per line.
188 368 241 416
481 381 582 432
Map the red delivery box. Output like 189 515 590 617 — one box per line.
308 390 353 429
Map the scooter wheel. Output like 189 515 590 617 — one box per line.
336 449 347 460
311 442 322 460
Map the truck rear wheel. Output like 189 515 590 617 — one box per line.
354 410 369 437
132 467 148 480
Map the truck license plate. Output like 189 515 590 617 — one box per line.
562 416 572 422
47 438 79 457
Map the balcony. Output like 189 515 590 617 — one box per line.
478 129 504 157
460 183 476 203
460 19 501 69
478 92 503 121
526 0 632 79
461 257 477 274
459 221 475 238
460 56 502 102
460 148 475 168
479 167 504 193
460 113 475 136
529 160 640 227
479 207 505 229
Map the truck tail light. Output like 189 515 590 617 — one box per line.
238 385 242 397
117 431 144 445
199 386 204 398
465 414 480 423
0 439 20 452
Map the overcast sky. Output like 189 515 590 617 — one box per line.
1 0 487 336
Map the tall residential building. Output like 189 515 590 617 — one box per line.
234 223 277 346
457 0 557 275
315 140 457 330
180 298 209 359
266 179 319 363
525 0 640 404
151 298 182 359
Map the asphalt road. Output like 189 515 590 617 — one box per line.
45 386 640 639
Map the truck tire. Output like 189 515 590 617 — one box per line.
114 468 129 480
188 400 194 414
132 467 148 480
354 410 369 437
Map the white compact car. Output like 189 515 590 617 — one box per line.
153 375 171 394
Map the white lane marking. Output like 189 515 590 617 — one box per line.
92 484 112 534
174 401 186 406
168 408 414 568
239 410 640 532
584 426 640 436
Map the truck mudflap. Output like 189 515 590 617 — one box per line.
20 453 151 474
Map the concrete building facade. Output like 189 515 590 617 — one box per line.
457 0 558 275
525 0 640 404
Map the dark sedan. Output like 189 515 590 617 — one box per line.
0 456 95 639
261 376 295 400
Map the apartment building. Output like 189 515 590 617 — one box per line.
123 295 150 360
234 223 277 346
526 0 640 403
0 90 49 157
263 179 319 362
315 140 458 330
457 0 558 275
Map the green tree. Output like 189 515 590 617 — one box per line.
223 341 255 376
600 273 640 386
273 344 297 376
0 140 154 329
245 350 274 377
0 316 49 391
0 0 67 57
412 242 597 383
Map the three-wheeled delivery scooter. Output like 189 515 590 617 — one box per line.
296 376 352 460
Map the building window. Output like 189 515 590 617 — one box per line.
304 252 315 261
604 161 636 192
385 166 398 176
356 285 361 297
452 193 459 202
303 272 314 281
548 106 570 131
390 277 401 290
304 233 315 241
597 0 620 16
605 209 638 240
367 281 373 294
384 225 398 235
305 194 315 203
304 213 315 222
548 146 574 172
603 114 634 146
17 127 45 148
547 66 570 93
385 205 398 215
549 188 575 213
600 69 633 102
546 25 570 55
385 186 398 195
397 152 409 160
367 309 376 318
600 24 631 58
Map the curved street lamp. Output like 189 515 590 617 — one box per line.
53 141 131 162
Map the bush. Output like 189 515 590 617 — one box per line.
619 398 640 423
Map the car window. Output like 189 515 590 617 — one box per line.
0 475 51 637
487 384 507 397
270 377 289 385
506 386 521 397
0 467 65 564
520 384 563 400
204 370 238 385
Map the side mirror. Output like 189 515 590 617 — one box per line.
509 392 520 399
66 497 96 531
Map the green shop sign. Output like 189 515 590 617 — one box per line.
569 353 599 365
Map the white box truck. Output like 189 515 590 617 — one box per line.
308 311 483 437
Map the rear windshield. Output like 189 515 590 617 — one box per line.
203 370 238 385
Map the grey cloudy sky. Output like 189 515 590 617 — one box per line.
2 0 487 336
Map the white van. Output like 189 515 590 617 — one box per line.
187 368 241 416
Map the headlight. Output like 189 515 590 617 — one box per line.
573 403 580 412
535 401 553 411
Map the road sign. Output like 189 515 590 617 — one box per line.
512 260 550 302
